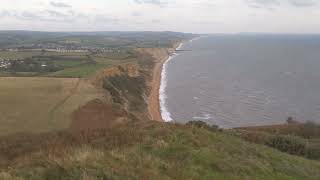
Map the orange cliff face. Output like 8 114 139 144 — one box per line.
136 45 179 122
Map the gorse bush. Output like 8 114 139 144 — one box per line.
186 121 220 132
232 120 320 160
265 135 306 156
301 121 320 138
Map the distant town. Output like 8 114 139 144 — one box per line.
1 45 122 54
0 44 125 70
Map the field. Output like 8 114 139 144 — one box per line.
0 51 43 59
0 39 146 136
0 77 106 136
0 49 139 78
49 52 138 78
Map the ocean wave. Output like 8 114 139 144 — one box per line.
193 113 212 120
189 36 203 43
159 43 183 122
176 43 183 50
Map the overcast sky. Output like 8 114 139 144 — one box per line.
0 0 319 33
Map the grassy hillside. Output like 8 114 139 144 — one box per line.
0 77 106 136
231 121 320 161
0 121 319 180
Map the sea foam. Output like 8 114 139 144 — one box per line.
159 43 183 122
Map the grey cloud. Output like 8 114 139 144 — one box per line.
0 8 120 26
131 12 142 17
50 1 72 8
21 11 43 20
246 0 318 8
94 15 119 24
44 10 69 18
246 0 280 8
133 0 168 6
151 19 161 23
0 10 11 18
0 10 77 22
245 0 279 11
289 0 317 7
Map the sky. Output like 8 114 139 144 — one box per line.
0 0 319 33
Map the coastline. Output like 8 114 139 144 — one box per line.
159 42 183 122
156 36 202 122
144 37 198 122
141 42 181 122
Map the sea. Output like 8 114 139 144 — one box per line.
160 34 320 128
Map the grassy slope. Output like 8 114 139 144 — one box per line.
48 63 109 78
230 122 320 160
0 77 105 135
1 121 319 180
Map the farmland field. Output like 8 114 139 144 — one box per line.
0 51 43 60
0 49 138 78
0 77 106 136
48 63 109 78
0 48 141 135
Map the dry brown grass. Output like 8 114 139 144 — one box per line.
0 77 106 136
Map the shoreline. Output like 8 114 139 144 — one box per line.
144 42 182 122
148 37 200 122
147 41 183 122
159 43 183 122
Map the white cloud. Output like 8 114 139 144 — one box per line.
50 1 72 8
0 0 319 33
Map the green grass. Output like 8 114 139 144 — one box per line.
1 121 319 180
93 50 133 60
0 77 105 136
49 63 110 77
41 51 90 57
1 49 139 78
0 51 42 60
230 122 320 161
49 53 139 78
51 60 88 67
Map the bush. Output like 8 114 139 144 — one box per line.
286 117 299 124
186 121 220 132
301 121 320 138
306 139 320 160
265 135 306 156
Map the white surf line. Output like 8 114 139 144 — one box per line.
189 36 203 43
159 42 183 122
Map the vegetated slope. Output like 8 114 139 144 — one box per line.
0 121 319 180
231 121 320 161
71 49 160 132
0 77 106 136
